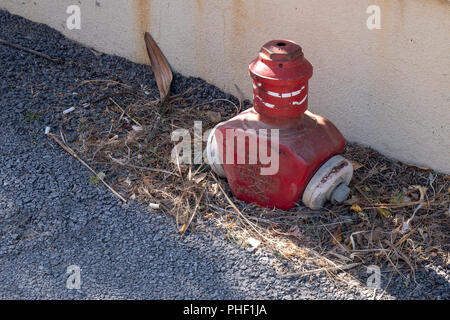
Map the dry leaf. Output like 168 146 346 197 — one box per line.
332 225 343 244
205 111 222 123
108 135 118 141
97 172 106 180
282 250 295 256
377 207 391 218
144 32 173 102
192 172 207 184
179 223 187 233
210 183 219 195
143 177 151 187
412 185 428 201
203 213 213 220
349 160 363 171
350 204 363 212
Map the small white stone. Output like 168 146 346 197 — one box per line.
247 237 261 249
63 107 75 114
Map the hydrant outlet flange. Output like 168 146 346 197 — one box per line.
302 155 353 209
206 123 226 177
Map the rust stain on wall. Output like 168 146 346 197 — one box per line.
230 0 248 41
195 0 203 12
193 0 208 78
375 0 390 49
194 0 205 22
133 0 151 33
132 0 152 62
228 0 253 93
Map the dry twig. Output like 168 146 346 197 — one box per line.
0 38 61 63
46 132 127 202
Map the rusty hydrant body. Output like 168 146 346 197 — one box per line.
207 40 353 210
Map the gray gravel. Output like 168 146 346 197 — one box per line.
0 10 449 300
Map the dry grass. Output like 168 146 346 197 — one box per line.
63 83 449 287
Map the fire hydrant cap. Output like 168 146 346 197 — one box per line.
260 40 303 62
249 39 313 82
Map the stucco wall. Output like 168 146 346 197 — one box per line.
1 0 449 173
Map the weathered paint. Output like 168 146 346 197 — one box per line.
132 0 152 62
1 0 449 173
210 41 349 209
249 40 313 119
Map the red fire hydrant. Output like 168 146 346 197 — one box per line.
207 40 353 210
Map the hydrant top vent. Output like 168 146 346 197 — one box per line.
260 40 303 62
250 40 313 82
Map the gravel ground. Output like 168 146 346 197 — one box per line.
0 10 449 300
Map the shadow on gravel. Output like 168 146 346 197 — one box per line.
0 157 240 299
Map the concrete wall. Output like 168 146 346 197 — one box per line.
1 0 449 173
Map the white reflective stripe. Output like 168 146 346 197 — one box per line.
264 85 305 98
291 86 305 97
292 94 308 105
252 82 257 89
267 91 281 98
256 95 275 108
